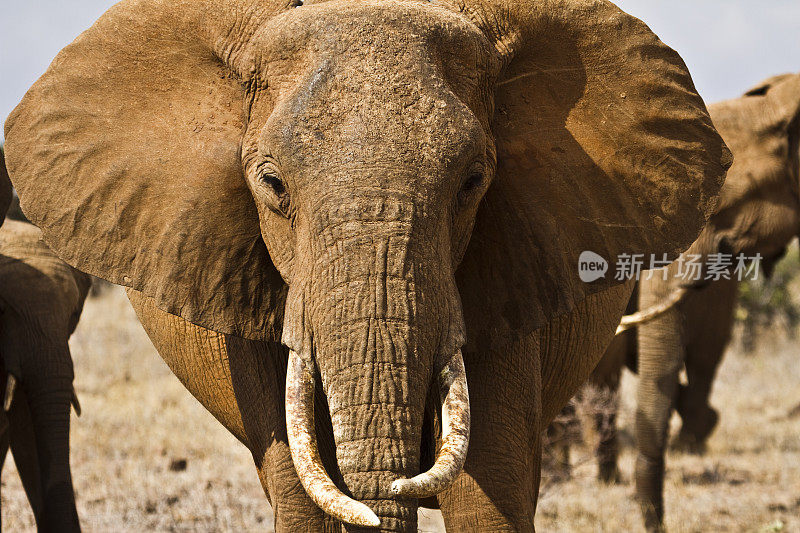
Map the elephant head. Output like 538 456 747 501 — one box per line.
699 73 800 273
4 0 729 528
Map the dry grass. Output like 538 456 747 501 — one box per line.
537 330 800 533
2 287 798 531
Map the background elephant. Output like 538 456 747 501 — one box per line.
556 72 800 531
3 0 729 531
0 148 11 226
635 72 800 532
0 218 91 531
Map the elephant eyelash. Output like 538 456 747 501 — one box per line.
260 173 292 216
457 170 486 207
262 174 287 196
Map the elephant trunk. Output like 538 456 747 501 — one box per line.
1 313 80 531
25 378 80 531
283 211 468 532
634 277 684 532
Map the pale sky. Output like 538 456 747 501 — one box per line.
1 1 798 142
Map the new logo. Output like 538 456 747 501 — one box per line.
579 251 608 283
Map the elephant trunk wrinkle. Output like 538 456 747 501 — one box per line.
284 218 466 531
321 308 427 532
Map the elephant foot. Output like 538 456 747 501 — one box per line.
671 431 708 455
673 406 718 454
635 454 665 533
597 461 622 484
595 436 620 484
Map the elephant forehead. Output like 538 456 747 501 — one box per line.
272 76 482 162
261 0 491 64
256 0 493 135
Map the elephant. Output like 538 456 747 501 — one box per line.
3 0 730 531
634 71 800 532
558 72 800 531
0 218 91 531
1 148 12 225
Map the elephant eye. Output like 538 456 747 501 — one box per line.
292 0 303 6
458 171 485 206
260 173 291 216
462 172 484 193
263 174 286 196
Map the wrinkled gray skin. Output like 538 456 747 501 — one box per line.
0 219 91 532
554 73 800 532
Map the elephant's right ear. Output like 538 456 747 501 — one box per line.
4 0 289 340
0 148 11 226
456 0 731 351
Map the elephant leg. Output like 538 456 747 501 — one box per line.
7 386 44 523
438 336 540 532
673 343 723 454
128 291 339 532
635 286 684 532
591 377 621 484
19 381 78 532
254 439 341 533
588 333 626 484
0 311 78 532
544 400 577 481
674 280 737 453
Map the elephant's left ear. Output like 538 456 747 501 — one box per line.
456 0 731 351
743 73 797 98
0 148 11 226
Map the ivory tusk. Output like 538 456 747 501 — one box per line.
615 287 689 335
391 349 470 498
4 374 17 412
285 349 381 528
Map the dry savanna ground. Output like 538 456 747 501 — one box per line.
2 286 799 532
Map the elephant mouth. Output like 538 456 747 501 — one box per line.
284 347 470 528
